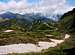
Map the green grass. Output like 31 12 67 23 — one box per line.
0 30 49 45
0 29 63 46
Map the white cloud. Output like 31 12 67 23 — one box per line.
0 0 75 14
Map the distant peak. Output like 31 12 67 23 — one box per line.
72 8 75 12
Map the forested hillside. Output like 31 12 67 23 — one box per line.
59 8 75 32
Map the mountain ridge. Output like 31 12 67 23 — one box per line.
0 11 62 21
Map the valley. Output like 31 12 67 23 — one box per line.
0 8 75 55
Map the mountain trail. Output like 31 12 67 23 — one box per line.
0 34 70 55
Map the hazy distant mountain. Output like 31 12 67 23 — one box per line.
0 12 16 19
0 12 56 31
0 12 62 21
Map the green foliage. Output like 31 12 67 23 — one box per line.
59 8 75 33
0 15 63 45
30 19 54 31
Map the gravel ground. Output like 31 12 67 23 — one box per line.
0 34 70 55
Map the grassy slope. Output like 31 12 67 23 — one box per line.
0 18 62 45
0 29 62 46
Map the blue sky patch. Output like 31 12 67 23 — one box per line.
0 0 10 3
68 0 75 6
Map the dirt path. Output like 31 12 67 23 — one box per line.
0 34 70 55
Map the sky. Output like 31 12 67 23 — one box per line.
68 0 75 6
0 0 75 14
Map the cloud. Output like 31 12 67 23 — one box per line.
0 0 75 14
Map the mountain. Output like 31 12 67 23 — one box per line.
59 8 75 32
0 11 62 21
0 12 16 19
0 12 56 31
0 12 56 25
